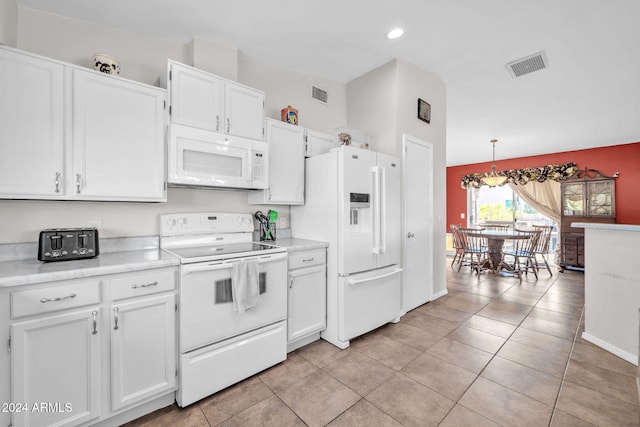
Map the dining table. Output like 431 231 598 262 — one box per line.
464 229 532 273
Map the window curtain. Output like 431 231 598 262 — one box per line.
461 162 577 189
508 180 561 225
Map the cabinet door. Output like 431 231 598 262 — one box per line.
0 48 64 198
587 180 614 216
288 265 326 342
225 83 264 140
11 308 101 427
169 62 224 132
305 129 338 157
110 294 176 411
249 120 305 205
562 183 584 216
72 69 166 201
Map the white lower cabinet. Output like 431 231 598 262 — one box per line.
287 248 326 352
8 267 177 427
11 307 102 427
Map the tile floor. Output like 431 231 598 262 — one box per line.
125 260 639 426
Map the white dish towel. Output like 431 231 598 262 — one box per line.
232 259 260 313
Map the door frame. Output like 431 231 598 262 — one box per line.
401 133 434 314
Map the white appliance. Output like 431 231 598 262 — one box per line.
167 124 268 190
160 213 287 407
291 146 402 349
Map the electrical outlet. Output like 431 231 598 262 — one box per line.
460 213 465 219
278 216 289 229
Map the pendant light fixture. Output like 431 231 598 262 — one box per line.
480 139 507 187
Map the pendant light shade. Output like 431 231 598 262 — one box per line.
480 139 507 187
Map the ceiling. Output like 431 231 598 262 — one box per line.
17 0 640 165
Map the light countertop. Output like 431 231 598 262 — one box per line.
267 237 328 252
571 222 640 232
0 249 179 288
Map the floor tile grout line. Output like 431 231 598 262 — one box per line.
547 304 587 426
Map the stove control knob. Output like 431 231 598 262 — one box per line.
79 248 87 255
52 250 61 257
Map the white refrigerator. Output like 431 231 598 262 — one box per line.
291 145 402 349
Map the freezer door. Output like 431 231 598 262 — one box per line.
376 153 402 267
338 146 378 275
338 265 402 341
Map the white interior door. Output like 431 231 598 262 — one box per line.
402 134 434 312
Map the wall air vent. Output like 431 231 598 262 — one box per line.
506 51 549 78
311 86 328 104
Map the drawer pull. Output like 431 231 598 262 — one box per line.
302 258 315 262
113 307 119 330
92 311 98 335
40 293 76 303
132 281 158 289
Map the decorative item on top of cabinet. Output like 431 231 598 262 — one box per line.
93 52 120 75
248 119 306 205
559 167 617 271
287 248 327 352
0 45 167 202
164 60 265 141
281 105 299 125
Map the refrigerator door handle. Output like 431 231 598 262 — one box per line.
379 166 387 254
372 166 381 254
347 267 403 286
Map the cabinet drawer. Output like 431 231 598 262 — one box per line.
564 245 577 254
12 280 101 318
111 268 176 301
288 249 326 270
563 237 578 245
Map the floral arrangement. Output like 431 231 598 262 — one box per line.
461 162 578 189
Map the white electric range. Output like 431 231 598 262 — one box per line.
160 212 287 407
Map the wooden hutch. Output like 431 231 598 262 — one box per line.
560 168 617 271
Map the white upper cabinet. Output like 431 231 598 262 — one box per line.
72 69 166 201
305 129 339 157
0 48 64 198
167 60 265 140
0 46 167 202
248 119 305 205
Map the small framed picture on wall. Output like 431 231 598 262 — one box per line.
417 98 431 124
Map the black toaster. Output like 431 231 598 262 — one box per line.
38 228 100 262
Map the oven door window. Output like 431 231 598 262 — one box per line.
215 272 267 303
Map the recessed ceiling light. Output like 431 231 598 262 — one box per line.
386 28 404 39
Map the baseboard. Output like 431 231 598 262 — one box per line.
581 332 638 366
431 288 448 301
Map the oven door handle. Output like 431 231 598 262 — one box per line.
182 262 234 274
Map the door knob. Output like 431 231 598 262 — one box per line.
407 232 415 238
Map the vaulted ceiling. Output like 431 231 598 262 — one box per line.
17 0 640 165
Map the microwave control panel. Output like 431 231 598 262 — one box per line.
253 152 265 180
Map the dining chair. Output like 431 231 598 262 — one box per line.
501 229 541 282
450 224 467 270
531 225 554 277
458 227 494 275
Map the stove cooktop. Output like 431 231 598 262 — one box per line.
164 241 284 264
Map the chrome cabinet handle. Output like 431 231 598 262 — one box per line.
407 232 415 238
75 174 82 194
40 293 76 303
289 277 294 289
113 307 119 330
54 172 61 193
267 188 272 200
216 115 220 131
132 281 158 289
92 311 98 335
226 117 230 133
302 258 314 262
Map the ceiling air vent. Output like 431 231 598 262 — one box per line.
311 86 328 104
506 51 549 78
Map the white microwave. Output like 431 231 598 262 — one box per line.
168 124 268 190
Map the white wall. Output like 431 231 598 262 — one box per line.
239 57 347 134
0 0 17 47
346 59 448 298
0 6 349 244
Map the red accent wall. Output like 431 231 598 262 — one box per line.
446 142 640 231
